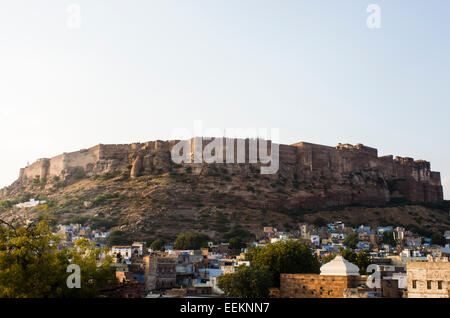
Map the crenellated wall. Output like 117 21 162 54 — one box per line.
18 138 443 205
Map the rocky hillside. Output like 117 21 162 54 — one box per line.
0 164 449 244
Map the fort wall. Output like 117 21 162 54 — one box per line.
22 159 48 180
49 154 65 177
17 138 444 204
63 147 100 174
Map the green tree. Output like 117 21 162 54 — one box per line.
341 249 372 274
343 232 359 249
0 220 69 297
0 200 13 211
354 250 372 274
322 249 372 275
217 265 272 298
431 232 446 246
313 217 327 228
223 227 255 241
229 237 246 251
248 240 320 287
382 231 396 246
320 253 335 265
150 239 164 251
108 230 131 245
244 245 259 262
64 238 117 297
174 232 210 250
0 219 117 298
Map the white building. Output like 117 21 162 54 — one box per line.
111 246 132 260
320 255 360 276
311 235 321 247
14 199 46 208
131 242 146 256
94 231 110 239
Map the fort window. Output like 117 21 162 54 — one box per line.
412 280 417 289
437 281 443 290
427 281 432 290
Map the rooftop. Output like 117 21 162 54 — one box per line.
320 256 360 276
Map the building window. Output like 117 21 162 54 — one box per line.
412 280 417 289
427 281 432 290
438 281 443 290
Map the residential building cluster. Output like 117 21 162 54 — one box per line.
53 221 450 298
56 223 110 249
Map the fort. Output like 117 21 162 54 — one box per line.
15 138 443 208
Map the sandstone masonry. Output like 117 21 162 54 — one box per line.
406 260 450 298
15 138 443 209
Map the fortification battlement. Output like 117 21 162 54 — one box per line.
335 143 378 157
17 138 442 190
12 138 443 205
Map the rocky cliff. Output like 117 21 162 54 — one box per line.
9 138 443 209
0 138 447 242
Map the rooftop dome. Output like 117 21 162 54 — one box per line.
320 255 360 276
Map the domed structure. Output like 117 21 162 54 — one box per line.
320 255 360 276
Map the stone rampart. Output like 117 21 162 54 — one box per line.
17 138 443 204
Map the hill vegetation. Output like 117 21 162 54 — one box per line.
0 169 449 244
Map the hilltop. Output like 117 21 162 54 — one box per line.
0 138 447 243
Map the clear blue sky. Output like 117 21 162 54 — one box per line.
0 1 449 198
